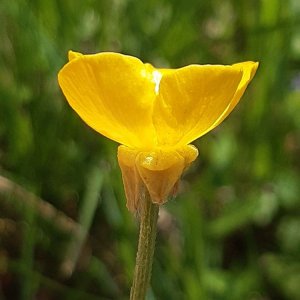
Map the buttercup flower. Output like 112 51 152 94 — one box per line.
58 51 258 212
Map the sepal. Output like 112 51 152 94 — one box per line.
117 145 198 212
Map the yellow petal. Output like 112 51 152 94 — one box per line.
68 51 83 61
58 51 157 149
153 65 244 147
211 61 259 128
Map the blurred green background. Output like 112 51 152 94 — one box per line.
1 0 300 299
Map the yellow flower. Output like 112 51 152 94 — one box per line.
58 51 258 212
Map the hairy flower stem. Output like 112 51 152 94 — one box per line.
130 192 159 300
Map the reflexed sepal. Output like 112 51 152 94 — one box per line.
117 145 198 212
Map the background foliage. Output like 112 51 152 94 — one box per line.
1 0 300 299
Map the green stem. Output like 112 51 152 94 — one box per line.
130 192 159 300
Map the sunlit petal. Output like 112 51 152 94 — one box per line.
58 51 157 149
153 65 243 147
68 50 83 61
211 61 259 129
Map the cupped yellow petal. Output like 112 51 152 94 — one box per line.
153 65 245 147
68 50 83 61
211 61 259 129
58 51 157 149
